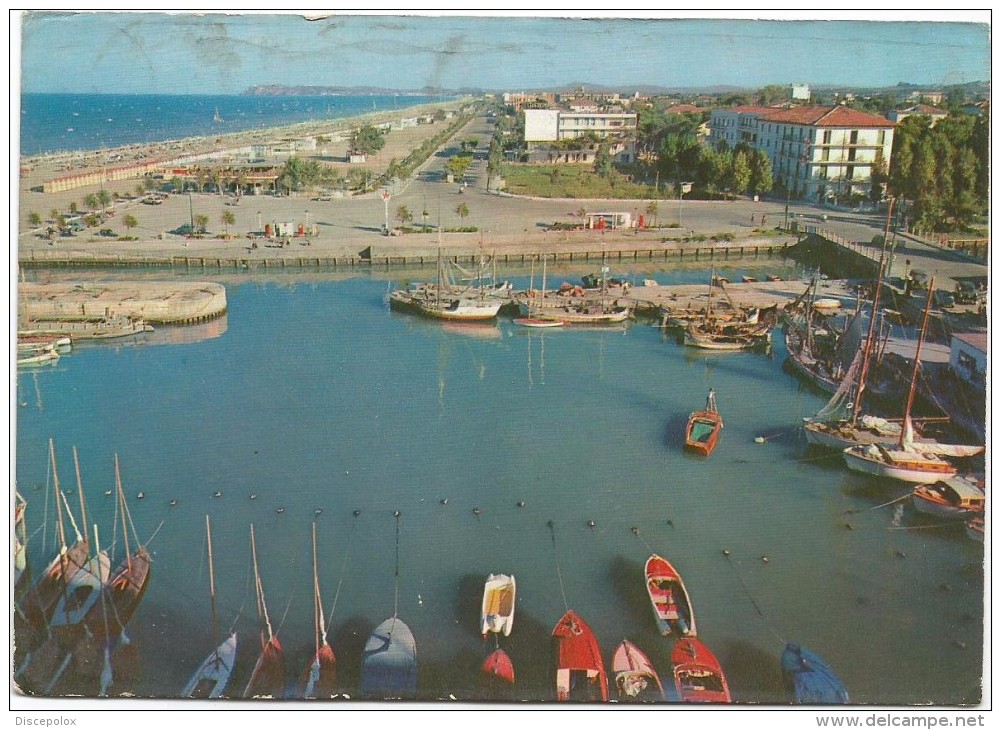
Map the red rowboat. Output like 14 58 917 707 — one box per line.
644 554 696 637
551 610 608 702
480 648 515 686
611 639 665 702
671 637 732 703
685 388 723 456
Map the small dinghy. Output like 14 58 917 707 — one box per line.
611 639 665 702
781 642 850 704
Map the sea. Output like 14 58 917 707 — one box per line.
13 259 985 705
18 93 451 157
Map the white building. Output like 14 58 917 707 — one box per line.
711 106 895 203
790 84 811 101
949 332 988 387
887 104 949 127
523 108 637 163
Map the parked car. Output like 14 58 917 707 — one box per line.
954 281 981 305
932 290 955 310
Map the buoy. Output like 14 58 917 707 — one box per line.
722 549 731 557
314 508 322 516
169 499 177 506
666 519 674 527
761 556 769 563
394 510 401 518
136 491 144 500
353 510 361 517
844 523 854 530
587 520 596 528
276 507 286 514
440 498 449 505
516 501 525 508
896 550 907 558
250 493 257 500
754 436 766 444
631 527 639 535
473 507 481 517
213 491 222 498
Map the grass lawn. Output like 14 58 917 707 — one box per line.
501 164 661 200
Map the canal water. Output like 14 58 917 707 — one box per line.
13 259 985 706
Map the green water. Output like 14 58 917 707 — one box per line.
13 260 984 705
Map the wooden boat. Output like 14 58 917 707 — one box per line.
359 617 418 699
520 253 632 325
685 388 723 457
299 523 337 699
551 610 608 702
17 346 60 367
684 326 762 350
671 637 732 704
965 517 985 543
480 648 515 686
645 554 696 637
912 476 985 519
183 515 237 698
18 335 72 351
781 643 850 704
480 573 516 637
611 639 666 702
389 246 503 322
243 524 286 698
844 441 958 484
14 492 29 596
514 317 565 328
813 298 842 312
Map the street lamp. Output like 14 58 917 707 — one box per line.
257 211 262 233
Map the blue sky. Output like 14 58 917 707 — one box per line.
17 11 991 94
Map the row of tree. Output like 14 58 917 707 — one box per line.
888 111 989 232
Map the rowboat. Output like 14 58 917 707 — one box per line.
17 346 60 367
480 573 516 637
360 617 417 699
671 637 732 704
781 643 850 704
611 639 665 702
480 648 515 686
513 317 565 328
183 515 237 698
911 476 985 519
645 554 696 637
551 610 608 702
685 388 723 457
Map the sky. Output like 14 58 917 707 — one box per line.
15 11 992 95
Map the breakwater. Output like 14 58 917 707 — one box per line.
18 281 227 324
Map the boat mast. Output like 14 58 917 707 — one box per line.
899 279 935 448
72 446 89 546
851 198 894 424
206 515 220 664
115 454 133 573
541 254 548 312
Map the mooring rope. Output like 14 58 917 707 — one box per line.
394 509 401 619
722 550 786 646
547 520 569 613
326 510 359 630
845 492 911 514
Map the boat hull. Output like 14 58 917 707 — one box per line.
480 648 515 685
389 291 501 321
611 640 665 702
243 636 286 699
781 643 849 704
183 634 238 698
685 410 722 456
480 573 516 637
843 446 957 484
360 617 417 700
299 643 337 699
644 555 696 637
671 638 732 704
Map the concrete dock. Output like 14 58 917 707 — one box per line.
18 281 227 324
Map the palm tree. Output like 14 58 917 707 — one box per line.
97 189 112 211
455 202 469 228
194 214 209 234
69 202 78 215
395 205 413 228
221 210 235 237
28 212 41 227
123 214 138 234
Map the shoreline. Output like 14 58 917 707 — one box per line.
19 97 467 167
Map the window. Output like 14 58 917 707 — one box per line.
878 130 886 146
823 130 832 144
850 130 859 145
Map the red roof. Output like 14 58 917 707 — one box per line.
761 106 895 128
902 104 948 115
953 331 988 353
725 105 779 115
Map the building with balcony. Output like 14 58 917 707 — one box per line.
523 108 637 164
710 105 895 204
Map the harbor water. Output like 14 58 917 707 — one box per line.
13 260 985 704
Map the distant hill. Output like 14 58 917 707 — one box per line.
243 84 476 96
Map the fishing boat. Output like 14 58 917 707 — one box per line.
514 317 565 328
781 643 850 704
685 388 723 457
182 515 237 699
520 253 632 325
682 269 771 350
17 345 60 367
243 524 286 699
965 517 985 543
480 648 515 686
213 107 223 123
671 637 732 704
19 316 153 340
551 609 608 702
18 335 72 352
299 523 337 699
912 475 985 520
611 639 666 702
389 241 503 322
359 617 418 699
480 573 516 637
843 281 967 484
14 492 28 596
644 554 696 637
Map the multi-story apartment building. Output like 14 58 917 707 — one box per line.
523 108 638 163
710 106 895 203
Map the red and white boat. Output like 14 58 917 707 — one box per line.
243 525 285 698
645 554 696 637
299 523 336 699
912 476 985 519
480 573 516 637
671 637 732 704
685 388 723 457
611 639 665 702
551 610 608 702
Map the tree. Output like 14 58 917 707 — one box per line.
757 84 788 105
395 205 413 228
645 201 659 226
194 214 209 234
123 214 138 233
749 150 774 196
454 202 469 226
170 176 184 194
593 139 613 178
84 194 98 212
50 208 61 222
447 154 473 181
28 212 41 227
729 151 752 196
350 124 386 156
869 149 888 203
221 210 235 236
135 184 146 197
97 189 112 210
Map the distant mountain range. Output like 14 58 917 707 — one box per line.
243 85 475 96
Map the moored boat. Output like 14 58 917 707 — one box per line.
359 616 417 699
513 317 565 328
965 517 985 543
299 522 337 699
243 524 285 699
671 637 732 704
644 554 696 637
780 642 849 704
551 609 608 702
480 573 516 637
912 475 985 519
17 346 60 367
611 639 666 702
685 388 723 457
843 441 957 484
480 648 515 686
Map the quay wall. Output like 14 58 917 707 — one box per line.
19 281 227 324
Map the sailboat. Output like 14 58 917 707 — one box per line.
243 524 286 698
843 280 963 484
389 246 502 322
213 107 223 124
298 523 337 699
684 267 770 349
521 250 631 324
784 278 854 394
182 515 238 698
515 255 565 327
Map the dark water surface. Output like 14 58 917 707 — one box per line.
14 260 985 705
